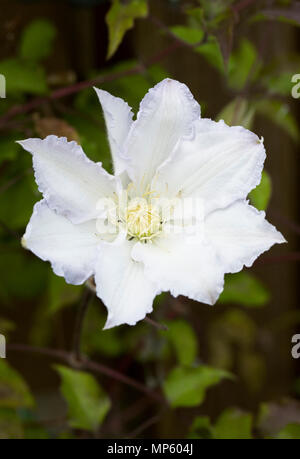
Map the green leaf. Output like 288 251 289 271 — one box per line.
217 98 255 129
213 408 253 439
163 320 198 366
163 365 231 408
277 423 300 439
228 39 257 90
19 19 56 62
0 58 48 95
106 0 148 59
255 99 299 142
195 36 225 73
170 26 204 45
249 170 272 211
55 365 111 431
219 272 270 307
0 361 34 409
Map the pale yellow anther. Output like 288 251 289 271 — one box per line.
125 197 161 240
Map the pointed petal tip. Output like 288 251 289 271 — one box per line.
17 135 64 150
16 138 35 148
278 232 287 244
102 299 152 329
208 296 218 306
157 77 183 87
16 138 41 153
267 223 287 245
21 236 27 249
102 321 112 331
93 86 103 96
94 86 112 101
208 282 224 305
103 315 137 330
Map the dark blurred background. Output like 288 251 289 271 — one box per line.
0 0 300 439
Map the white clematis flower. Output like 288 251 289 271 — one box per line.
19 78 285 329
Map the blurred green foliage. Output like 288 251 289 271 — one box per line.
162 320 198 367
163 365 232 408
0 59 47 95
55 365 111 431
219 272 270 307
249 171 272 211
19 19 57 62
189 408 253 439
277 423 300 439
0 361 34 409
106 0 148 59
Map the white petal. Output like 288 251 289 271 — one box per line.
94 88 133 175
132 234 224 305
18 136 116 224
205 200 286 273
154 119 265 215
95 240 160 329
124 78 200 190
23 200 100 284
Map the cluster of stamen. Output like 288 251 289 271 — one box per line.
125 197 161 241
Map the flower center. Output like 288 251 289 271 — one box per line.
125 197 161 241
